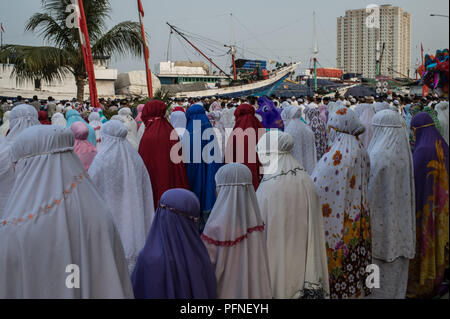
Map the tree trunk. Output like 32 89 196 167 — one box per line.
75 75 85 102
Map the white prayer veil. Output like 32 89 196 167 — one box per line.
281 105 302 128
436 102 449 144
256 131 329 299
51 112 67 127
221 107 236 128
5 104 40 144
368 109 416 262
0 111 10 137
89 120 155 273
169 110 187 139
282 106 317 175
0 125 134 298
118 107 139 149
0 136 14 218
374 102 390 113
88 112 103 146
201 163 272 299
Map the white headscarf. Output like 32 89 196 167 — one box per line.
221 107 236 129
51 112 67 127
0 136 15 217
201 163 272 299
436 101 449 144
88 112 103 147
5 104 40 144
256 131 329 299
356 103 376 149
368 110 416 262
282 106 317 175
0 111 10 137
0 125 134 298
169 110 187 139
118 107 139 150
89 120 155 273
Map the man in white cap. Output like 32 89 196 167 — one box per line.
291 96 298 106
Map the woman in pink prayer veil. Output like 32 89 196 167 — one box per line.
70 121 98 171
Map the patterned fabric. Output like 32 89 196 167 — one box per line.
304 107 329 161
407 112 449 299
423 106 444 136
311 106 372 299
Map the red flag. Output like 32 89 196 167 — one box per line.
1 23 5 33
137 0 153 98
421 43 424 65
76 0 100 108
137 0 145 17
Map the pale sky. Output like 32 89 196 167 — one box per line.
0 0 448 75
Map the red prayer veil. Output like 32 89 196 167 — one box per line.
139 100 190 209
38 111 51 125
225 103 264 190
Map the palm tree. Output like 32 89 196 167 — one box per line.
0 0 144 101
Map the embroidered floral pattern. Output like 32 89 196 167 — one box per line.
201 224 265 247
1 173 87 227
336 108 348 116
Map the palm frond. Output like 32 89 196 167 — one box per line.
0 45 73 85
92 21 144 58
26 13 75 51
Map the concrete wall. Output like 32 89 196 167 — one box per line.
0 63 118 99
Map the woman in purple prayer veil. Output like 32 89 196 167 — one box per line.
131 188 217 299
407 112 449 299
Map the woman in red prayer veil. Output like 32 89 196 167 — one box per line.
225 104 265 190
38 111 51 125
139 100 190 209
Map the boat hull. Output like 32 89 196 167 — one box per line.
174 62 300 98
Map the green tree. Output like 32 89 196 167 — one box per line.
0 0 145 102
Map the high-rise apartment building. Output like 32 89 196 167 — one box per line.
337 4 411 79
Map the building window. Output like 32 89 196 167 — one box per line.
34 79 41 90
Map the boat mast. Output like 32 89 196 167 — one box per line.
167 22 232 79
230 13 237 81
313 11 318 93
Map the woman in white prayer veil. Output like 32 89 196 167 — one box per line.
357 102 376 149
0 125 134 298
89 120 155 273
118 107 139 150
436 101 449 145
5 104 40 144
367 109 416 299
88 112 103 147
0 105 40 217
256 131 329 299
221 106 236 129
0 111 10 137
282 106 317 175
201 163 272 299
51 112 67 127
0 136 14 218
169 109 187 140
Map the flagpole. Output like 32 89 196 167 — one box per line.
137 0 153 98
76 0 100 108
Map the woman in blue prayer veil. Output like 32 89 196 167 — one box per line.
182 104 223 231
66 109 97 146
